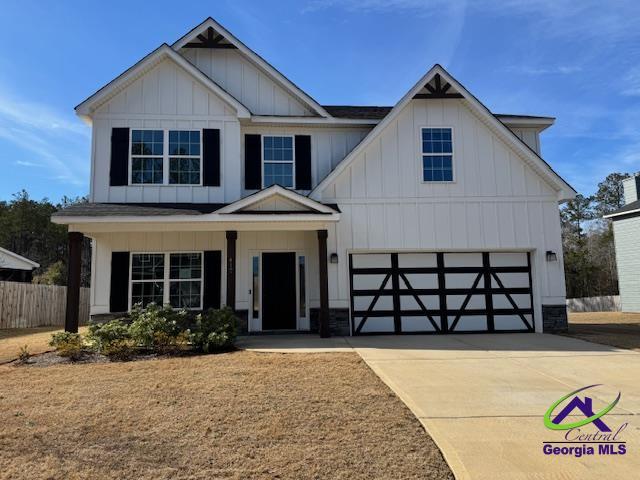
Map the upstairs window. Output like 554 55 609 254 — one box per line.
169 131 201 185
263 136 294 188
422 128 453 182
130 129 201 185
131 130 164 184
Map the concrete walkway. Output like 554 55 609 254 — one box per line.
240 333 640 479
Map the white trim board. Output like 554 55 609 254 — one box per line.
75 44 251 121
172 17 330 119
310 64 576 202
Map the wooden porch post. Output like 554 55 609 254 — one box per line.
317 229 330 338
65 231 83 333
226 230 237 310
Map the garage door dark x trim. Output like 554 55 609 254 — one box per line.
349 252 534 335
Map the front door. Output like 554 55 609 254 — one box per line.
262 252 297 330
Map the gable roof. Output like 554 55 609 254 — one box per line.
75 44 251 120
0 247 40 270
310 64 576 201
216 185 338 214
172 18 330 119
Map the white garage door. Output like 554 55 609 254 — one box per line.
349 252 534 335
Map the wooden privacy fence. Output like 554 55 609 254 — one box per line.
0 281 90 328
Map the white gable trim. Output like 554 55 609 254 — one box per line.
75 44 251 120
310 65 576 201
217 185 336 214
0 247 40 270
172 18 330 119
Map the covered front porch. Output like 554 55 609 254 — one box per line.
52 186 340 338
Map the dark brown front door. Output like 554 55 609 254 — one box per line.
262 252 297 330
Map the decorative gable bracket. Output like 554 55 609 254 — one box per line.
184 27 237 49
413 73 463 99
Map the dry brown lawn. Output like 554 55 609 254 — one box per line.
565 312 640 351
0 350 453 480
0 327 88 364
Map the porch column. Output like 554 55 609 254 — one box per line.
65 231 83 333
226 230 237 310
317 229 330 338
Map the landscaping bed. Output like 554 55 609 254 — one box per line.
0 350 453 480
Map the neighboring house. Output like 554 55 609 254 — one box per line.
0 247 39 283
605 174 640 312
52 17 575 336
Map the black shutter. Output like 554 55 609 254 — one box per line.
110 252 130 313
110 128 130 186
295 135 312 190
203 251 222 310
202 129 221 186
244 134 262 190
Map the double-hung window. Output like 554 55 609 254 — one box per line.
169 253 202 309
422 128 453 182
130 129 201 185
263 136 294 188
131 130 164 184
169 131 201 185
130 252 203 309
131 254 165 306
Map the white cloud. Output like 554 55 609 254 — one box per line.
505 65 583 76
0 87 89 187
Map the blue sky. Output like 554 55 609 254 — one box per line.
1 0 639 202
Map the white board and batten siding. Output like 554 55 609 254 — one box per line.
613 217 640 312
318 98 566 331
89 231 320 325
181 48 315 117
240 125 370 195
91 58 242 204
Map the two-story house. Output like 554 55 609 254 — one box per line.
53 17 575 337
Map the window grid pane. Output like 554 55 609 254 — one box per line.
169 281 202 308
168 130 201 185
169 253 202 280
132 130 163 156
132 158 163 184
422 128 453 182
263 136 294 188
131 254 164 280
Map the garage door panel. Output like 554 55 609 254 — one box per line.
352 274 391 290
444 253 483 267
492 293 531 309
402 273 439 289
495 314 533 331
451 315 489 332
398 253 437 268
446 272 484 289
359 317 395 333
490 252 528 266
447 294 486 310
402 316 438 332
491 272 530 289
400 295 440 310
352 254 391 268
349 251 534 335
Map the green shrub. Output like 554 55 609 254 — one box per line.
49 332 84 360
128 303 188 352
190 307 237 353
87 319 130 350
86 319 135 359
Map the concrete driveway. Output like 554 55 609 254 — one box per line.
349 334 640 480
